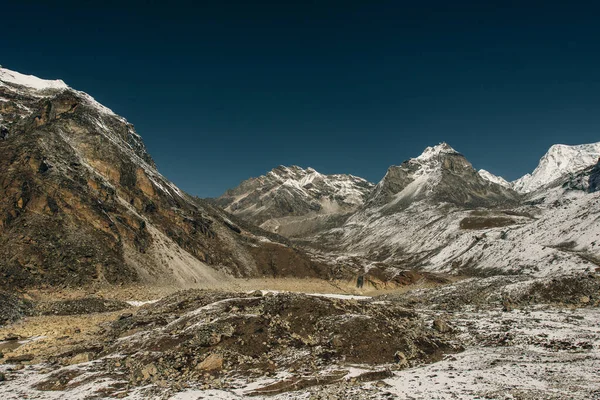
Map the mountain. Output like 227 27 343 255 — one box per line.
218 142 600 280
307 143 524 267
0 67 329 288
4 65 598 290
215 165 374 237
478 169 511 189
309 143 600 278
365 143 519 212
513 142 600 193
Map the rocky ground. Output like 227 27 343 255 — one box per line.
0 274 598 399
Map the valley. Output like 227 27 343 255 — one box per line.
0 66 599 399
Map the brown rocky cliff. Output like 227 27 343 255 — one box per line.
0 79 330 289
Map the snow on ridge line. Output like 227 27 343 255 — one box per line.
0 67 122 120
126 300 159 307
267 165 373 185
478 169 512 189
0 67 68 91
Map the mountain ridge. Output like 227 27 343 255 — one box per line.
3 65 600 287
364 142 519 211
215 164 374 237
219 141 600 279
0 66 331 288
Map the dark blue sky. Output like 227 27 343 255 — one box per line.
3 1 600 196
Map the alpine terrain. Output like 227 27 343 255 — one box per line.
215 165 374 237
221 141 600 282
0 67 599 400
0 66 329 289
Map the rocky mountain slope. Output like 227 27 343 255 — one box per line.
215 165 374 237
0 67 329 288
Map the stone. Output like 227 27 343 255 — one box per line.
118 313 133 320
331 335 344 348
196 354 223 372
394 351 409 368
5 354 34 363
141 363 158 380
432 318 451 333
69 352 93 365
502 297 513 312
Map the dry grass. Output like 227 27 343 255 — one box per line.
1 275 464 364
26 274 464 303
0 311 121 362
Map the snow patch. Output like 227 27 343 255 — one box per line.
126 300 159 307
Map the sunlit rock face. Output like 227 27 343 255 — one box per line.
0 67 329 288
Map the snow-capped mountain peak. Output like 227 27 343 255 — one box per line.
513 142 600 193
364 143 518 211
0 66 122 121
0 67 68 91
216 165 374 228
415 142 458 162
478 169 512 189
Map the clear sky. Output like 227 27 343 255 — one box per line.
3 1 600 197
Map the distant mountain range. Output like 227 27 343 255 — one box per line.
2 65 599 289
218 141 600 280
214 165 374 237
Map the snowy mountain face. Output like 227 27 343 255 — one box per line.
513 142 600 193
366 143 519 212
311 167 600 280
478 169 512 189
0 67 329 288
312 148 600 279
306 144 524 264
218 142 600 280
215 165 374 236
215 143 518 238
